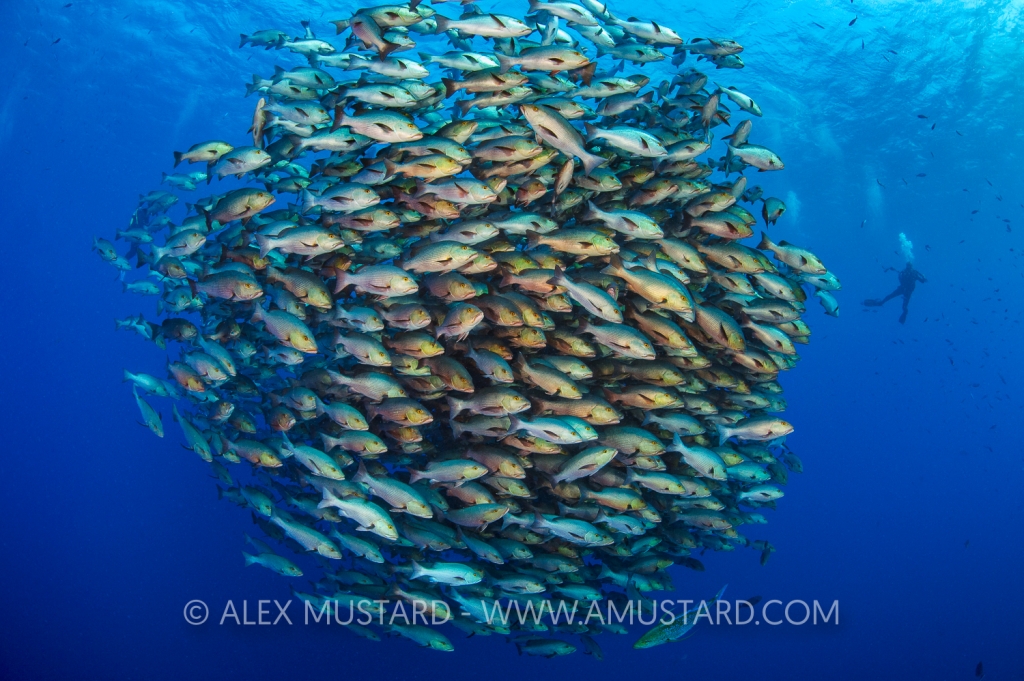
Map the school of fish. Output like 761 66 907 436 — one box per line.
95 0 839 657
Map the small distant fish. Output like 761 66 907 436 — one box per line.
916 173 926 177
975 661 984 678
917 114 928 119
849 16 857 26
812 22 825 28
51 38 61 45
876 179 885 188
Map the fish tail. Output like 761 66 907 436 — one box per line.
513 352 528 372
715 423 730 446
239 34 248 48
243 551 257 566
669 432 685 453
331 19 349 34
495 53 514 75
757 231 772 250
172 151 183 167
333 270 351 294
524 230 542 250
433 15 450 33
446 395 464 417
317 485 340 509
606 253 623 272
379 41 399 59
299 189 316 214
244 75 261 97
354 460 369 483
255 233 273 259
441 77 458 99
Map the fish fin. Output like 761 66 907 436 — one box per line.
243 552 257 566
757 231 771 250
524 230 542 250
172 151 183 167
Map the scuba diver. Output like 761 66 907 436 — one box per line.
863 262 926 324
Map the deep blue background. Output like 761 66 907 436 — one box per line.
2 0 1023 679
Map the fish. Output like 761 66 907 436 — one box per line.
633 585 727 648
132 386 163 437
100 0 834 654
243 551 303 577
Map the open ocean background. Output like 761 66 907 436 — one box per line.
2 0 1023 678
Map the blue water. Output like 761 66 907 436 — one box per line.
2 0 1023 679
